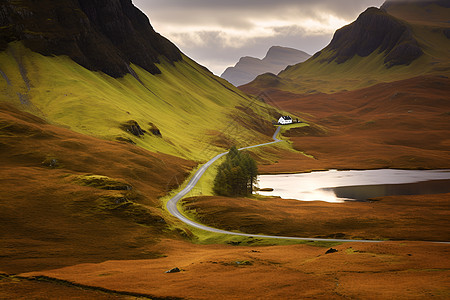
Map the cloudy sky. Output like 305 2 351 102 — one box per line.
133 0 385 75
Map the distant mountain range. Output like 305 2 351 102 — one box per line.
221 46 311 86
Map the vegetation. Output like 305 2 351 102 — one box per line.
0 42 283 161
213 146 257 197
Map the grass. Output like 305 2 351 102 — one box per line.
0 42 283 161
266 14 450 95
72 174 131 190
177 216 342 248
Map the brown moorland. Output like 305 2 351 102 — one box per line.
0 103 195 274
182 193 450 242
243 76 450 173
1 97 449 298
0 273 150 300
20 239 450 299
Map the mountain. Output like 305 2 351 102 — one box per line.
0 0 285 274
240 0 450 173
221 46 310 86
0 0 181 77
0 0 282 162
242 0 450 94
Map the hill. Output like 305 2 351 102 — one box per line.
253 75 450 173
242 0 450 94
0 0 284 274
1 1 449 298
0 0 282 162
221 46 310 86
0 0 181 78
0 103 195 273
240 0 450 173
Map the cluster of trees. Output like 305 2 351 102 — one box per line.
213 146 258 197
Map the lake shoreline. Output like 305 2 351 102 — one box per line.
257 169 450 203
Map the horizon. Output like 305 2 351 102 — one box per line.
133 0 385 75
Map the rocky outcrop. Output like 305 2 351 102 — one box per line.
165 267 180 273
325 7 423 68
120 120 146 137
325 248 338 254
0 0 181 77
148 122 162 137
120 120 162 138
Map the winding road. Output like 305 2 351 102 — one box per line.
166 127 448 244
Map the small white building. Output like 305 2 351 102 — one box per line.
278 116 293 125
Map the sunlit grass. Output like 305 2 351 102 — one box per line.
0 42 283 161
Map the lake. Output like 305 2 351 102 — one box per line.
257 169 450 203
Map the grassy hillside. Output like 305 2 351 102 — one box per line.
250 75 450 174
0 42 281 162
0 103 196 273
243 3 450 94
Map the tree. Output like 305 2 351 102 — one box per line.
213 146 258 197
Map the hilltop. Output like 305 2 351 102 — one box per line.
243 0 450 94
240 0 450 172
0 0 181 77
221 46 310 86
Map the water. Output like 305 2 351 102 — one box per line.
257 169 450 203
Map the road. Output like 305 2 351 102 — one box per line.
166 127 446 244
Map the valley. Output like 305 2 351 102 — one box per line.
1 0 449 299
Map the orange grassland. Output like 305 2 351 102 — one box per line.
1 75 450 299
243 76 450 174
17 239 450 299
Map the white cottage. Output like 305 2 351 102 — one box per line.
278 116 293 125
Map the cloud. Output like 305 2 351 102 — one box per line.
133 0 385 75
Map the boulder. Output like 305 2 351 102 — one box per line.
325 248 338 254
165 267 181 273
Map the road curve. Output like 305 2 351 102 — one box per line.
166 127 448 244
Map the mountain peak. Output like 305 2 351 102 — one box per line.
325 6 423 67
221 46 310 86
0 0 181 77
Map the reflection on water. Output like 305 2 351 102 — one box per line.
257 169 450 203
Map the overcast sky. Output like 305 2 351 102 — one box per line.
133 0 385 75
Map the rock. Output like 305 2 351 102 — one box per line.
325 248 338 254
148 122 162 137
259 188 274 192
324 7 423 67
42 157 59 168
165 267 180 273
120 120 146 137
0 0 182 78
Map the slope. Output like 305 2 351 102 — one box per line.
253 75 450 173
221 46 310 86
0 103 195 273
0 0 287 275
0 0 282 162
243 0 450 94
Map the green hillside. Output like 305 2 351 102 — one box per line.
244 2 450 94
0 42 280 161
